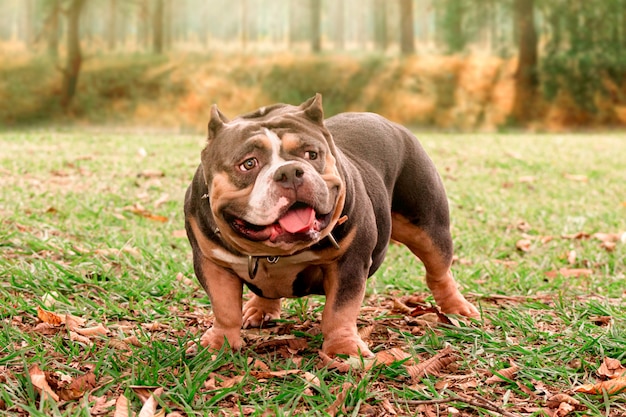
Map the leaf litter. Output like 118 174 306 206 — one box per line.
4 290 626 415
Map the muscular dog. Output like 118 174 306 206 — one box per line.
184 94 478 357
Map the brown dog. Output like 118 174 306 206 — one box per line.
184 94 478 357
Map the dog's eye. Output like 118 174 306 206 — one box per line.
239 158 258 171
305 151 318 160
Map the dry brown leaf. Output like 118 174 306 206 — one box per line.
564 174 588 182
69 331 93 345
220 375 244 388
598 357 626 379
375 348 413 366
124 335 143 347
137 387 164 417
545 268 593 279
29 364 59 402
546 393 580 408
90 395 117 415
574 377 626 395
125 203 168 223
37 307 64 326
114 395 134 417
392 298 413 315
515 239 532 252
58 371 97 401
65 314 87 331
138 169 164 178
566 250 576 265
74 324 109 337
358 325 375 341
327 382 352 417
302 371 321 388
561 232 590 240
405 346 458 381
486 364 519 384
317 350 351 373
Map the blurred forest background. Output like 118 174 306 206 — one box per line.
1 0 626 131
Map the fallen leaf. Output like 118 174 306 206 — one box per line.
590 316 613 326
574 377 626 395
58 371 97 401
375 348 413 366
546 393 580 408
29 364 60 402
137 387 164 417
90 395 117 415
564 174 588 182
124 203 168 223
566 250 576 265
74 324 109 337
561 232 590 240
486 364 519 384
317 351 351 373
138 169 164 178
516 239 532 252
598 357 626 379
37 307 64 326
405 346 458 381
114 395 133 417
327 382 352 417
545 268 593 279
65 314 87 331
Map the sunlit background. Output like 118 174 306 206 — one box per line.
1 0 625 131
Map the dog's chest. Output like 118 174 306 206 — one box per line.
212 248 325 298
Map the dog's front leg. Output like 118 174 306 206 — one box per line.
196 256 244 350
320 263 373 358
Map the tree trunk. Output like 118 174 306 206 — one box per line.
511 0 538 123
240 0 249 50
153 0 164 54
334 0 345 50
445 0 464 53
373 0 388 51
399 0 415 55
310 0 322 53
46 0 60 58
61 0 86 109
107 0 117 51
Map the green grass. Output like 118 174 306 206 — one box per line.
0 131 625 416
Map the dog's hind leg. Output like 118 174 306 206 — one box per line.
391 213 479 317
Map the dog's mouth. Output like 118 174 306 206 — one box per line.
226 202 331 243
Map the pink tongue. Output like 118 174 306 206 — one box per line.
278 206 316 233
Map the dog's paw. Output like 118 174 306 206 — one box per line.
322 334 373 358
197 327 243 351
242 296 281 328
436 294 480 318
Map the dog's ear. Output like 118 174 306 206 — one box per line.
300 93 324 125
208 105 229 140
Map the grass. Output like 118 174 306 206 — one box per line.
0 130 625 416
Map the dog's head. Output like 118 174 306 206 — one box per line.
200 94 345 256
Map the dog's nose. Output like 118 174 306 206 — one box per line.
273 164 305 189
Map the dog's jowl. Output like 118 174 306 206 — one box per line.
184 94 478 357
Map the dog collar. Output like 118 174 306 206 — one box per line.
246 231 340 280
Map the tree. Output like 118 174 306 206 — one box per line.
511 0 538 122
373 0 388 51
310 0 322 53
60 0 86 109
107 0 117 51
399 0 415 55
152 0 164 54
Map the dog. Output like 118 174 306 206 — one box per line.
184 94 478 357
